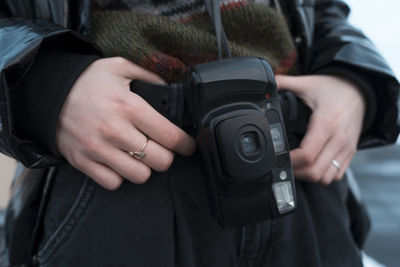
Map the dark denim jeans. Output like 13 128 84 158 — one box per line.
34 150 363 267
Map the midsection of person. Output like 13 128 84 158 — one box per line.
41 1 367 266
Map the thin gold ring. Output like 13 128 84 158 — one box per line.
128 137 149 160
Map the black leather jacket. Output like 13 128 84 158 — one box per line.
0 0 399 265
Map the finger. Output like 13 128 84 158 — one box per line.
128 93 196 156
275 75 305 93
320 152 348 185
88 143 152 184
293 134 338 182
105 125 174 172
131 138 175 172
113 57 165 84
72 156 124 191
290 112 332 168
333 153 353 182
311 136 346 185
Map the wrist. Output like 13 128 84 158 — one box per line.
314 65 376 133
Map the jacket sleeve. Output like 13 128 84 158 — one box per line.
0 14 100 168
309 0 399 148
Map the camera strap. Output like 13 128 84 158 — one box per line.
131 80 191 128
204 0 231 59
130 80 310 138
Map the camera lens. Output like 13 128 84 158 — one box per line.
214 112 276 180
240 132 260 155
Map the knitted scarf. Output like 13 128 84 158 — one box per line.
91 0 297 83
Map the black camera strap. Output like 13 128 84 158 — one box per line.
204 0 231 59
131 80 190 127
130 80 310 139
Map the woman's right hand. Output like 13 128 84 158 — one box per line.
56 57 196 190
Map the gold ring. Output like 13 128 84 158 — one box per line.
128 137 149 160
331 160 341 173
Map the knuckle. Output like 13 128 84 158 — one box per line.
307 169 322 183
321 178 332 186
321 172 333 185
102 122 124 141
112 56 129 66
125 94 143 117
104 178 123 191
84 137 101 155
165 129 182 149
335 133 347 146
133 167 152 184
302 150 315 165
69 152 82 167
157 152 175 171
348 146 357 156
106 92 129 115
334 174 343 181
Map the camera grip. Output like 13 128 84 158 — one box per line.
279 91 311 148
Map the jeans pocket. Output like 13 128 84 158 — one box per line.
36 165 95 265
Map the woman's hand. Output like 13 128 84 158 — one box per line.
56 57 196 190
275 74 366 185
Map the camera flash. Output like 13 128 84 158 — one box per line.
272 182 295 214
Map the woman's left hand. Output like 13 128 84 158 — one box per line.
275 74 366 185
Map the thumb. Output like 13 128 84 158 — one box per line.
275 75 304 94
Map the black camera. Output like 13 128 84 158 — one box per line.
186 57 296 228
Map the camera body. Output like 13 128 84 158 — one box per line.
186 57 296 228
